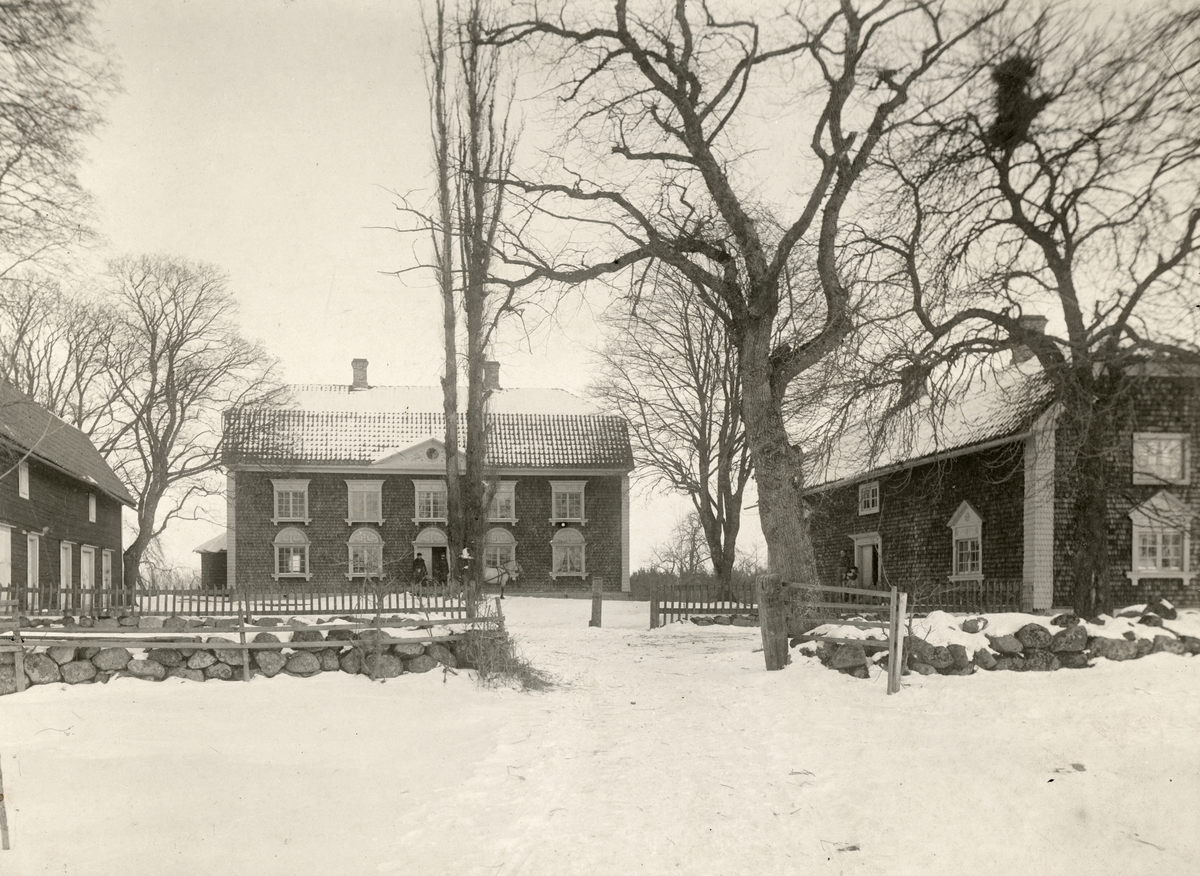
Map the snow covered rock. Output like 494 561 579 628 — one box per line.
947 644 971 670
973 648 998 670
162 616 188 632
47 646 77 665
1050 613 1080 627
1049 626 1087 653
830 643 869 671
392 642 425 658
138 616 164 630
24 653 61 685
961 617 988 634
1015 624 1052 650
1089 637 1138 661
426 644 457 668
363 653 404 678
1138 614 1164 628
292 629 325 645
986 634 1024 656
92 647 132 671
690 616 715 626
925 646 955 671
252 632 281 644
1151 636 1186 656
1145 597 1177 621
1180 636 1200 655
118 615 139 627
126 659 168 680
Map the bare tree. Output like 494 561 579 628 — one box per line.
592 265 751 585
863 4 1200 616
102 255 282 590
0 0 115 276
650 510 710 581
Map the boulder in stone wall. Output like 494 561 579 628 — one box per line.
1122 630 1137 641
252 632 280 647
905 636 935 665
948 644 971 670
1 665 18 695
392 642 425 658
941 665 975 676
973 648 998 671
318 649 341 672
79 647 100 660
93 617 121 630
138 616 164 630
986 634 1024 656
712 615 733 625
1023 650 1060 672
449 643 476 670
352 629 386 645
126 659 168 681
76 615 95 628
925 646 955 670
961 617 988 634
118 615 139 627
94 670 113 684
909 662 937 676
1179 636 1200 655
255 617 283 627
147 648 185 667
1145 597 1177 621
1050 613 1080 628
285 651 321 676
1135 638 1153 658
830 643 869 671
691 616 715 626
1049 625 1088 653
25 653 61 685
364 653 404 678
405 654 438 674
426 644 457 668
1138 613 1164 628
339 650 364 675
204 662 235 680
0 651 12 667
730 615 758 627
1015 623 1052 650
47 646 78 665
1057 652 1091 670
325 628 355 644
1089 637 1138 661
254 650 286 677
60 661 97 684
292 629 325 644
992 656 1024 671
91 647 132 671
841 664 870 679
187 651 217 670
162 616 188 632
168 667 206 682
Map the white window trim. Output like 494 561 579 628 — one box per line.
858 481 880 516
345 479 385 526
60 541 74 589
101 549 113 589
273 527 312 581
947 501 983 583
26 533 40 608
550 528 586 579
488 481 518 524
1132 432 1190 486
345 528 385 580
413 479 448 525
271 479 312 525
18 460 30 499
550 480 588 525
0 524 11 590
88 493 97 523
1126 490 1196 587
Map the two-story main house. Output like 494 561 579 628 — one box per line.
803 354 1200 610
1 380 135 610
222 360 634 593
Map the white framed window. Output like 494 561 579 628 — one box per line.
488 481 517 523
102 549 113 589
88 493 97 523
345 480 384 525
60 541 74 590
18 460 29 499
947 501 983 581
1133 433 1189 485
550 527 586 578
550 480 587 524
346 528 384 578
272 479 311 524
413 480 448 524
1127 490 1195 587
80 545 95 611
858 481 880 515
483 528 517 569
273 527 311 580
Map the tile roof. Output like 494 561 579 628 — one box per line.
224 408 633 470
0 380 135 505
288 384 599 415
808 362 1056 489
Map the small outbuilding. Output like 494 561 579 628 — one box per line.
193 531 228 590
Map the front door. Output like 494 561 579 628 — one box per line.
80 546 95 612
851 533 882 589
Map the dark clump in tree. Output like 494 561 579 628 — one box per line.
986 54 1051 151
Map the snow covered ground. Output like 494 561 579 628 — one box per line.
2 597 1198 875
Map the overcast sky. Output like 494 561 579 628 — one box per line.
79 0 725 573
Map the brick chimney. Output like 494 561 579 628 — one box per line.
484 360 501 391
1012 315 1048 365
351 358 369 390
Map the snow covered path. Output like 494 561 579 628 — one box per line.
1 597 1198 875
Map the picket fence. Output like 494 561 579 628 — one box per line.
649 581 757 628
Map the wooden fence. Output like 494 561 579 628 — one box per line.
650 581 757 629
909 579 1023 614
790 582 907 695
0 581 470 619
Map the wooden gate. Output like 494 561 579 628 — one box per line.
790 583 907 695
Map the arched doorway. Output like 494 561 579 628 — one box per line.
413 527 448 584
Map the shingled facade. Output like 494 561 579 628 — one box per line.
804 359 1200 610
1 381 135 610
222 362 634 594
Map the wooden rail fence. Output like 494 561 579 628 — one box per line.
790 582 907 695
650 581 757 629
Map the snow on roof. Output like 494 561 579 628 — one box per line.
193 532 228 553
288 384 599 416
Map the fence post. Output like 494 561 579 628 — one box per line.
589 577 603 628
889 591 907 695
886 586 900 695
649 583 660 630
757 574 789 671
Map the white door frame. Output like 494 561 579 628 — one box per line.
849 532 882 589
